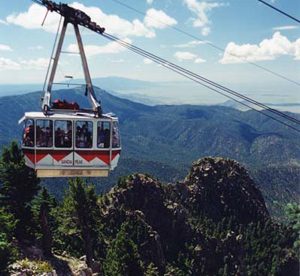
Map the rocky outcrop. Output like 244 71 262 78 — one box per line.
183 157 269 224
98 158 274 274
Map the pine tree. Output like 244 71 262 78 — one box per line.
32 187 57 257
55 178 102 268
285 203 300 250
0 141 40 241
0 207 17 274
103 226 143 276
145 263 159 276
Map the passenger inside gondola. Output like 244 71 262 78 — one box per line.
64 122 72 148
97 122 110 148
36 120 53 147
76 121 92 148
112 122 120 148
55 127 64 147
55 120 72 148
97 125 105 147
23 120 34 147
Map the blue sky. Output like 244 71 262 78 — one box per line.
0 0 299 106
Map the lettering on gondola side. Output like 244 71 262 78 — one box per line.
61 159 72 164
75 159 83 165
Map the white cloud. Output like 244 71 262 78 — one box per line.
67 38 132 57
144 8 177 29
294 39 300 60
0 58 21 70
6 4 61 33
174 40 208 48
0 44 12 51
143 58 153 64
195 57 206 63
28 45 44 50
6 2 155 38
175 51 197 61
147 0 154 4
6 3 178 39
273 25 299 31
20 58 49 69
111 59 125 63
70 2 155 38
0 56 50 71
0 19 8 25
183 0 225 36
174 51 206 63
220 32 300 64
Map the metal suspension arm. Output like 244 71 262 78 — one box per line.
41 17 102 116
42 18 68 112
74 24 102 115
34 0 105 34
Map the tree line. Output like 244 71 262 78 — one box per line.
0 141 299 275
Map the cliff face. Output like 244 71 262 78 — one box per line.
182 157 269 224
97 157 297 275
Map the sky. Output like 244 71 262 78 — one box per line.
0 0 299 106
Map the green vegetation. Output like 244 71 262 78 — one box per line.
103 225 143 276
0 141 40 241
12 258 53 274
0 207 17 274
53 178 103 267
0 142 299 275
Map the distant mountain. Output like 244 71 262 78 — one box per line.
0 87 299 217
0 77 156 97
0 84 42 97
1 78 298 112
221 99 300 113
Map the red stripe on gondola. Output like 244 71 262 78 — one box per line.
23 149 35 164
23 149 71 163
51 150 72 161
36 152 48 163
23 149 120 164
76 150 121 164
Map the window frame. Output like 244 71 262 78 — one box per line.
54 120 73 149
97 120 111 149
75 120 93 149
22 119 35 148
36 119 53 148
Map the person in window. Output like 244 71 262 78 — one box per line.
64 123 72 148
24 124 34 147
45 126 52 147
97 126 105 148
104 128 110 148
40 128 47 147
76 126 81 148
76 126 86 148
85 124 92 147
36 125 42 147
55 127 64 147
112 127 119 148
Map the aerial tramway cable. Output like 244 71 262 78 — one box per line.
103 33 300 126
100 33 300 133
30 0 300 133
258 0 300 24
110 0 300 88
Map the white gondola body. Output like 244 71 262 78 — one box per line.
20 112 121 177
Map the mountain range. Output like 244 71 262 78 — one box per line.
0 86 299 218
